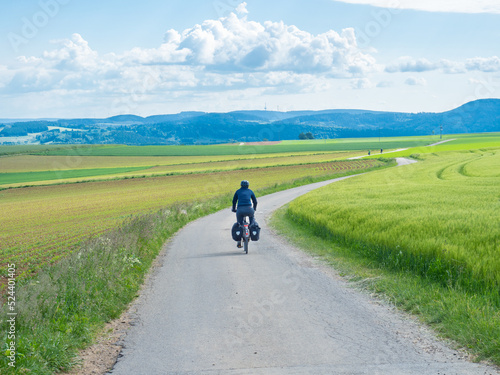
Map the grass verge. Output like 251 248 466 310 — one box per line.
0 160 394 374
269 206 500 367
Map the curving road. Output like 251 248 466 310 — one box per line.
110 162 496 375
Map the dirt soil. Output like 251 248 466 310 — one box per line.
65 313 131 375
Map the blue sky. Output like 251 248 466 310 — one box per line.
0 0 499 118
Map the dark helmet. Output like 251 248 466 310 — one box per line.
240 180 249 188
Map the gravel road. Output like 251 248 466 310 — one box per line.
110 162 497 375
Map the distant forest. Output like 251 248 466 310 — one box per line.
1 99 499 145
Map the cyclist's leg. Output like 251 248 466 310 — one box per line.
246 207 255 225
236 210 243 225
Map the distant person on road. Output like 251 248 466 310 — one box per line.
380 149 383 153
232 180 257 225
232 180 258 248
368 150 371 156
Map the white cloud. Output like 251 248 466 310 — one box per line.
438 59 467 74
0 7 378 102
125 37 191 65
386 56 500 74
332 0 500 14
43 33 100 71
124 11 376 76
465 56 500 72
385 57 437 73
235 2 249 15
404 76 427 86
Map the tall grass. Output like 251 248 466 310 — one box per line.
286 150 500 297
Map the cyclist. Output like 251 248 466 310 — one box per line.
232 180 257 248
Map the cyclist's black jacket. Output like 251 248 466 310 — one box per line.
232 187 257 210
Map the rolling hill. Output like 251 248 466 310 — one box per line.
1 99 499 145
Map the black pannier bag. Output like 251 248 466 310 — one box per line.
249 221 261 241
231 222 242 241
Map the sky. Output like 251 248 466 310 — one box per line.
0 0 499 118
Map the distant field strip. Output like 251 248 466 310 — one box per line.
0 151 361 172
0 144 89 156
286 149 500 294
0 167 150 185
0 159 385 279
368 133 500 159
0 152 367 187
37 137 434 156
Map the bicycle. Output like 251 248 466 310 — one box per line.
232 211 260 254
240 216 251 254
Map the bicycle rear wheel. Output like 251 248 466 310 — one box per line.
244 238 248 254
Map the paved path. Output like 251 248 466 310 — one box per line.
110 162 497 375
349 138 457 160
427 138 456 146
348 148 409 159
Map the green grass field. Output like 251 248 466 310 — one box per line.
0 144 89 156
0 151 361 173
0 158 386 280
0 166 151 185
286 149 500 292
0 151 364 187
29 136 436 156
0 135 444 187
